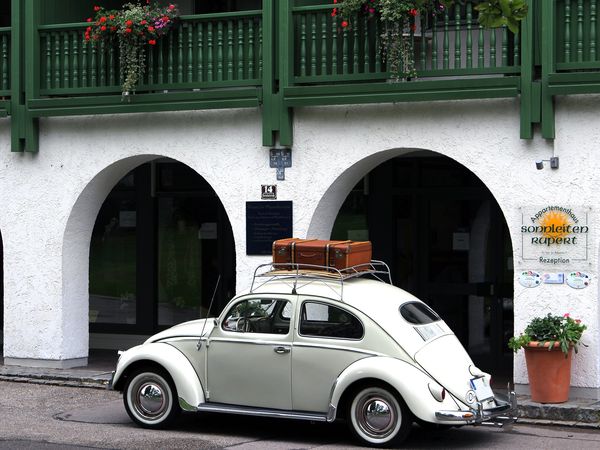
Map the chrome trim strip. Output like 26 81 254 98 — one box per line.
209 338 292 346
327 404 337 422
293 342 379 356
196 403 327 422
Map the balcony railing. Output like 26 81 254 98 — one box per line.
0 27 9 97
290 1 520 85
555 0 600 70
38 10 263 96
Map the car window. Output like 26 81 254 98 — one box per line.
300 301 364 340
399 301 441 325
222 298 291 334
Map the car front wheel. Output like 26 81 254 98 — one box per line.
123 368 180 428
348 386 412 447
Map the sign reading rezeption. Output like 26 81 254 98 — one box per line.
520 206 589 265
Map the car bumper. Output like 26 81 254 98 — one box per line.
435 390 518 427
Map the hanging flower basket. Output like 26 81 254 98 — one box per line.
85 2 179 96
333 0 528 81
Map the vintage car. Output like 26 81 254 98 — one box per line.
110 262 517 447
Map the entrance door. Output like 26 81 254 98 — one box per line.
332 154 513 376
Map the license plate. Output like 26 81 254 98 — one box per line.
470 377 494 401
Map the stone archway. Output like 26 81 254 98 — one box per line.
308 149 514 378
63 155 236 361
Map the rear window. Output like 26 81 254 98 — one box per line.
399 302 440 325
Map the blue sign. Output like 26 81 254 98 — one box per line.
246 201 293 255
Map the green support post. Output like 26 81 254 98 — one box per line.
541 0 556 139
277 0 293 147
519 0 535 139
261 0 276 146
10 0 24 152
24 0 40 152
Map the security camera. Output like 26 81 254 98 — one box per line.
535 160 544 170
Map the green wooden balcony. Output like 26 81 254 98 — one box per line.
282 1 522 107
29 10 264 116
6 0 600 151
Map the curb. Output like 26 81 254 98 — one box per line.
0 374 111 390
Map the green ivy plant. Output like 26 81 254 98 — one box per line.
334 0 529 80
508 313 587 357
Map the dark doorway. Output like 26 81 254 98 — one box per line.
89 160 236 336
332 154 514 377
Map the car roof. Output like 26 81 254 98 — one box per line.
246 276 421 321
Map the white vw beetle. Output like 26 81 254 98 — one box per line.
111 262 516 447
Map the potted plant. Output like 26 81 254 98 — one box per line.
85 2 179 96
509 313 587 403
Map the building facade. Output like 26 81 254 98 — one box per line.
0 0 599 400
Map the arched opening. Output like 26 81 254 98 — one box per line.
328 151 514 378
88 159 236 346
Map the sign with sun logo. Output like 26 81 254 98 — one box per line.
520 206 589 265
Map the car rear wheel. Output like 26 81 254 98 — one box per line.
348 386 412 447
123 368 180 428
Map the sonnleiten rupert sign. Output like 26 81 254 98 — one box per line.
520 206 589 265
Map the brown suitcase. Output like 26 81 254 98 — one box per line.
272 238 309 264
328 241 372 270
272 238 372 270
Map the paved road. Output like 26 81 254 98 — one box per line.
1 381 599 449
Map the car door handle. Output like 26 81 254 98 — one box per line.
273 346 291 354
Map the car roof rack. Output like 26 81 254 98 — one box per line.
249 260 392 301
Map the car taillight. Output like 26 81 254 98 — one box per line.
428 383 446 402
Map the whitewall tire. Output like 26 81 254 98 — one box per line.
348 386 412 447
123 368 181 428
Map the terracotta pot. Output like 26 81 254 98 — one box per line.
524 341 573 403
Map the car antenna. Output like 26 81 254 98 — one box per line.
197 274 221 351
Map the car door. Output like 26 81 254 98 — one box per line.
206 295 294 409
292 297 370 413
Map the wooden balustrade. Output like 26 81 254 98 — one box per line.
0 27 10 96
291 1 520 85
556 0 600 69
38 11 263 95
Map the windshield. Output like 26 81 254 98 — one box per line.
399 302 441 325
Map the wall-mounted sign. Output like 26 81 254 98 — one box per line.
518 270 541 288
246 201 293 255
542 273 564 284
261 185 277 200
520 206 589 265
566 271 591 289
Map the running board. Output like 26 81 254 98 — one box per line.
196 403 328 422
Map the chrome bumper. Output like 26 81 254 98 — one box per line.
435 390 518 428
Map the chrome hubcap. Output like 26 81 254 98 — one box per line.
364 399 393 431
136 382 166 417
356 393 398 439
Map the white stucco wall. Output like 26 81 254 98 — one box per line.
0 95 598 394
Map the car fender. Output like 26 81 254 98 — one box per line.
112 342 205 411
329 356 463 423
